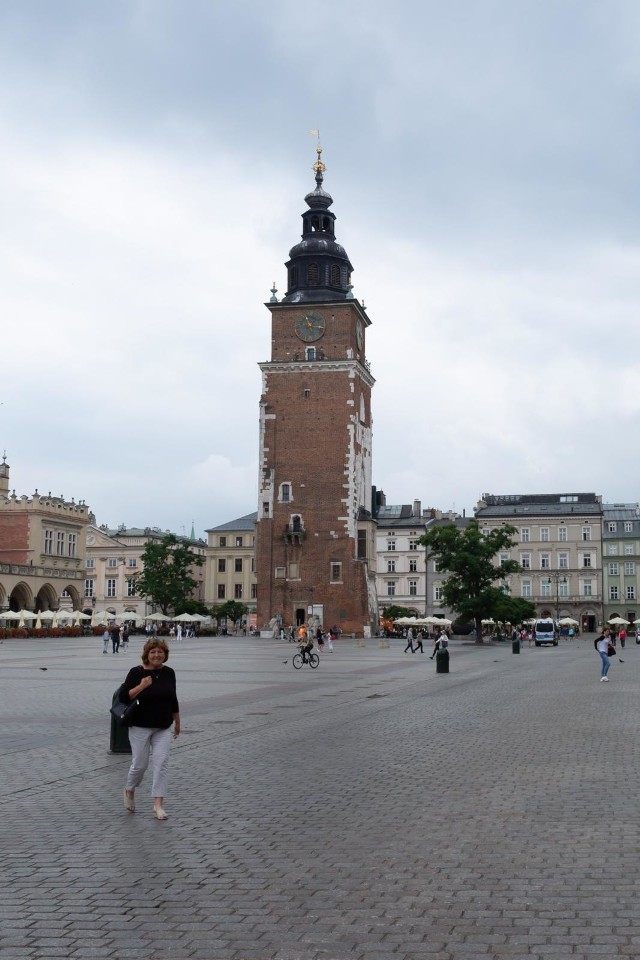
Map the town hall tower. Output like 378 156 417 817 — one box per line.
256 147 378 635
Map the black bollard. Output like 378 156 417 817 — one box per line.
435 647 450 673
512 639 521 654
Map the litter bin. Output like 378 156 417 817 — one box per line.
435 647 450 674
512 638 521 654
109 688 132 754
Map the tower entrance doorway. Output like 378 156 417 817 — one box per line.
295 607 306 626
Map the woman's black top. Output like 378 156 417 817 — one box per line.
119 665 179 729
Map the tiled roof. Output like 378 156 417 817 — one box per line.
206 511 258 533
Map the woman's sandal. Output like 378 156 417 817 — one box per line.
123 789 135 812
153 807 168 820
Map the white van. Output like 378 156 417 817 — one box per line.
534 618 557 646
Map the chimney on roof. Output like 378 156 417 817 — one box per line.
413 499 421 517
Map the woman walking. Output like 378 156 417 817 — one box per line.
118 638 180 819
595 627 612 682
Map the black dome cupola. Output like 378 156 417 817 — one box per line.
283 146 354 304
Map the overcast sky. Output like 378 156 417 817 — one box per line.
2 0 639 537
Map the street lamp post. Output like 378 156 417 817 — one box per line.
546 573 567 625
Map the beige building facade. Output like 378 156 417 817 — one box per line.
84 525 207 621
0 457 91 614
204 513 257 618
475 493 604 631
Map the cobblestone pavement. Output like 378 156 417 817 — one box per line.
1 633 639 959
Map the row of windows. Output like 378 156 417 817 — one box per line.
610 586 637 600
216 583 256 600
385 580 420 596
85 579 137 598
385 558 421 573
385 539 421 552
289 262 344 288
218 558 255 573
218 535 251 548
44 530 77 557
504 523 634 541
274 561 343 583
86 558 137 569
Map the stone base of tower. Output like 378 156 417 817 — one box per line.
256 557 375 637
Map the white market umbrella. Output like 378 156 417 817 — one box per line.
73 611 91 621
189 613 209 622
2 611 21 620
608 616 630 626
17 609 36 627
37 611 56 621
172 612 196 622
93 611 116 622
558 617 579 626
481 618 495 625
144 612 170 621
432 618 452 626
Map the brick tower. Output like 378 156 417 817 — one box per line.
256 146 378 636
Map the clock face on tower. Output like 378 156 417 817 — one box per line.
295 310 326 342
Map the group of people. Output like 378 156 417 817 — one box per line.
281 623 338 652
102 623 130 654
403 627 449 658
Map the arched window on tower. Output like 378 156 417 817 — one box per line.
289 267 298 288
330 264 341 286
322 217 331 232
292 515 302 532
307 263 319 285
305 347 316 361
311 216 320 231
279 482 291 503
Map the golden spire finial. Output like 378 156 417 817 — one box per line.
310 128 325 175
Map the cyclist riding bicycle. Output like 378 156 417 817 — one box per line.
299 638 314 663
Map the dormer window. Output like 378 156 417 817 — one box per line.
330 264 341 285
307 263 319 285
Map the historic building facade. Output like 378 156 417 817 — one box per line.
255 147 378 634
0 456 91 613
204 513 258 619
601 503 640 627
84 525 207 621
475 492 604 631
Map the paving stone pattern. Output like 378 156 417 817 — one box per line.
0 634 638 959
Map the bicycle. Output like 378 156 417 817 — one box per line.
292 651 319 669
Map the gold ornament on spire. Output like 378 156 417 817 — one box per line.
310 128 325 175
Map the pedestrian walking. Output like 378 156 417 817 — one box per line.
404 627 414 654
414 631 424 653
619 628 626 649
327 630 335 652
121 625 130 651
119 638 180 820
110 623 121 654
102 627 109 654
594 627 614 682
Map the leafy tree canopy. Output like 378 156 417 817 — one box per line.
492 595 536 627
135 534 204 616
418 522 520 642
213 600 248 625
382 605 413 620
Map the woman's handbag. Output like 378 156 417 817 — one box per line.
607 643 617 657
110 697 140 726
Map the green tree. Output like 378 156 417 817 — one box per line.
213 600 248 632
418 522 520 642
135 534 204 616
493 594 536 627
382 605 412 620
